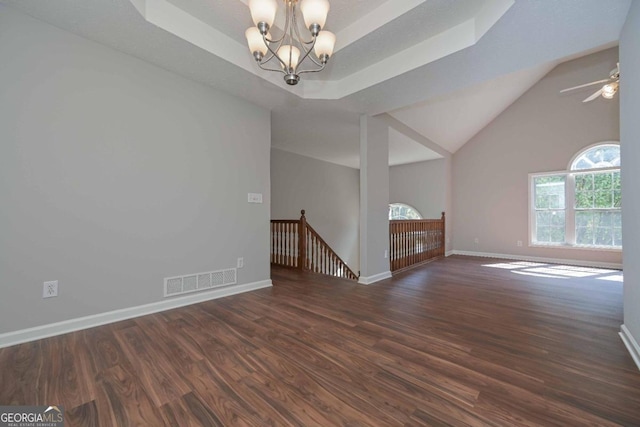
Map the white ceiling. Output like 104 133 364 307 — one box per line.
1 0 632 167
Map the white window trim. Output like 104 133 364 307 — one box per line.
528 142 621 252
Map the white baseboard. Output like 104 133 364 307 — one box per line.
450 250 622 270
0 279 272 349
358 270 392 285
620 324 640 371
445 250 454 257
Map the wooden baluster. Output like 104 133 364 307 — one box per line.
404 222 408 270
326 247 329 275
417 222 422 263
274 223 278 265
294 222 298 268
290 222 294 267
318 237 322 274
406 222 410 269
324 247 327 275
398 222 402 270
311 234 315 272
393 222 397 271
389 222 393 271
411 221 416 266
289 222 292 267
313 234 317 273
278 223 282 265
282 222 289 266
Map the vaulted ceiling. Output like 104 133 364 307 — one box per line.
1 0 632 168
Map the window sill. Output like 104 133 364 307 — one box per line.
529 243 622 252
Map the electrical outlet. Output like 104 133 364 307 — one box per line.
517 240 523 247
384 250 388 259
237 257 244 268
474 237 479 244
43 280 58 298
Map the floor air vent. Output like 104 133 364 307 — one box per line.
164 267 237 297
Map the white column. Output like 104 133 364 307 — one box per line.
359 115 391 284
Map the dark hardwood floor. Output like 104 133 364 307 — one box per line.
1 256 639 426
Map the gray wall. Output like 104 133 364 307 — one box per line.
452 47 621 266
621 2 640 350
390 159 446 219
0 7 271 334
271 148 360 271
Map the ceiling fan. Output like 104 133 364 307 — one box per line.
560 63 620 102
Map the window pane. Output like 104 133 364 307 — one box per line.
595 227 613 246
534 176 565 209
576 211 592 227
575 191 594 209
613 212 622 228
536 211 564 243
551 211 565 227
536 226 550 243
575 173 594 209
576 211 621 247
614 224 622 246
550 225 565 243
594 190 613 208
613 171 621 190
594 172 613 190
536 211 550 226
576 226 593 245
613 171 622 207
575 174 593 191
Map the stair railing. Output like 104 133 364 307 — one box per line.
270 210 358 281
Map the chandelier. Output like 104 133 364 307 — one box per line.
245 0 336 86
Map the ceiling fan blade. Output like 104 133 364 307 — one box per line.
583 89 603 103
560 79 611 93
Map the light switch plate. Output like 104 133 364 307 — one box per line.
248 193 263 203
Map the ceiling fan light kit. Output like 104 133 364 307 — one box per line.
602 82 619 99
246 0 336 86
560 62 620 103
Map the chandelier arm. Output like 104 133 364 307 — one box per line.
257 61 287 74
262 34 287 68
299 52 325 69
297 63 326 75
262 2 294 71
291 13 317 68
263 33 286 44
291 3 315 45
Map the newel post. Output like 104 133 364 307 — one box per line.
441 211 446 257
299 210 307 270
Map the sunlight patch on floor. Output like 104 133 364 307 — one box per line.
483 261 622 280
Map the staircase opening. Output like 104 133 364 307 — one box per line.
270 210 359 281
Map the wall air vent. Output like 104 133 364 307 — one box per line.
164 267 237 297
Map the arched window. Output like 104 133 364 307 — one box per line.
570 144 620 170
389 203 422 220
529 142 621 249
